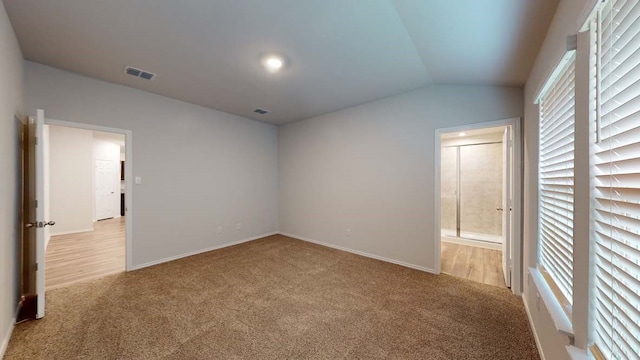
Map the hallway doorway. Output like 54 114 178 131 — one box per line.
42 122 129 290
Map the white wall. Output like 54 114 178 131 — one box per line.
25 61 279 267
48 125 94 235
278 85 523 271
93 137 122 220
523 0 595 358
0 2 23 356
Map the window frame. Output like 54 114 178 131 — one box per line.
536 51 578 319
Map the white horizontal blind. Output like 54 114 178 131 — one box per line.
592 0 640 358
538 53 577 308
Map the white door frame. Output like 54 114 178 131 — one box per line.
45 118 134 272
434 117 523 295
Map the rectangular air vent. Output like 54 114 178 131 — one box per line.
124 66 156 80
254 108 270 115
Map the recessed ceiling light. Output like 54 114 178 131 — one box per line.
261 54 285 73
459 132 466 137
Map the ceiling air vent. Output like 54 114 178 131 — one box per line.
124 66 156 80
254 108 270 115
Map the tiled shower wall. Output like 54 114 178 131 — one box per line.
441 143 503 237
441 147 457 232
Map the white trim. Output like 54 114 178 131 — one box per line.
44 118 134 272
534 49 578 104
0 323 13 359
441 236 502 251
0 305 18 359
529 267 575 341
523 294 547 360
566 346 588 360
280 232 437 274
434 117 523 295
49 228 94 237
130 232 278 271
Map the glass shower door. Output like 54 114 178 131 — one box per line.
459 143 503 243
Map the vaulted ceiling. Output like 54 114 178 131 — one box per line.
4 0 559 124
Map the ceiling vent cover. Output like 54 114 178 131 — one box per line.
254 108 270 115
124 66 156 80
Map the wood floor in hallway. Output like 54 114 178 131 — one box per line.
45 217 125 290
441 242 506 288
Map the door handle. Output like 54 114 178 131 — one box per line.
496 208 504 211
25 221 56 228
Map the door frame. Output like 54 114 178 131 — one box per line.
45 118 134 271
434 117 523 295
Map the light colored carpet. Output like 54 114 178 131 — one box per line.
4 235 539 359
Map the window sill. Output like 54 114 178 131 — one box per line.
566 346 588 360
529 267 575 343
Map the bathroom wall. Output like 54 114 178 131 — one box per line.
440 147 457 233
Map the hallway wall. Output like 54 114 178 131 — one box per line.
48 125 94 236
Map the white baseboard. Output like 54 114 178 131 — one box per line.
1 308 18 359
50 227 94 237
442 236 502 251
130 232 279 271
279 232 436 274
523 294 546 360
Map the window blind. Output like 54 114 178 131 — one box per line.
538 53 577 309
592 0 640 358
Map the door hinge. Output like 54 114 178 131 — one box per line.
35 263 38 271
35 200 38 208
35 136 38 145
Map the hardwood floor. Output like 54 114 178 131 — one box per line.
441 242 506 288
45 217 125 290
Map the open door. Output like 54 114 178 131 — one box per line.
26 109 54 319
501 127 512 288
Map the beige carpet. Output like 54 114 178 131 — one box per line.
4 235 539 359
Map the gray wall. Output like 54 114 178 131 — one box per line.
278 85 523 270
0 1 24 354
25 61 279 268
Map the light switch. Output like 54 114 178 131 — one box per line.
135 176 142 185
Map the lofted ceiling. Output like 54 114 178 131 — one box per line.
4 0 559 125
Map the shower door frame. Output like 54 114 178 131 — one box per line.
434 118 523 295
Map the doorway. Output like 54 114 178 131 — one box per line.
43 124 128 290
435 118 522 293
23 110 133 319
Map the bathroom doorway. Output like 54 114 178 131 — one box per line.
435 118 522 293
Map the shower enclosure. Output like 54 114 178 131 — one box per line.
440 141 503 244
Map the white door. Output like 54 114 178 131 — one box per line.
501 127 512 287
27 109 54 319
95 159 115 220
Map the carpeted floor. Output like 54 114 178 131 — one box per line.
4 235 539 359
